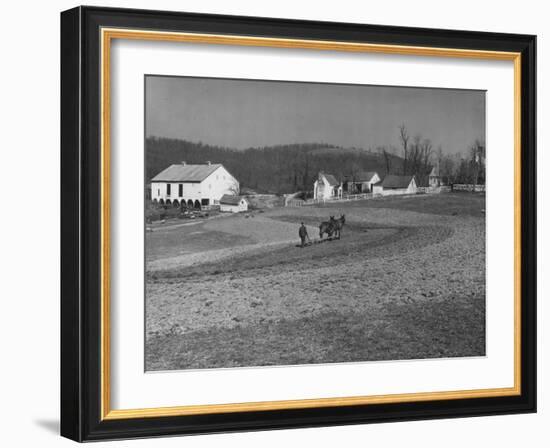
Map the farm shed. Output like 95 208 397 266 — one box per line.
220 195 249 213
313 172 342 200
373 175 417 196
150 161 238 209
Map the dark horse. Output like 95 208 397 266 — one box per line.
332 214 346 239
319 216 336 239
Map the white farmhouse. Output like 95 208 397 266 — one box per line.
219 195 249 213
345 171 381 194
373 175 417 196
151 162 238 208
313 172 342 200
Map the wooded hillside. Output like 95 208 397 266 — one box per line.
146 137 404 194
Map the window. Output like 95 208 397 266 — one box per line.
166 184 171 196
157 189 160 196
178 184 183 197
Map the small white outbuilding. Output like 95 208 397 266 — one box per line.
219 195 249 213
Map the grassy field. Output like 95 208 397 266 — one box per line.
145 192 486 371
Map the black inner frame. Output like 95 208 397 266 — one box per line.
60 6 536 442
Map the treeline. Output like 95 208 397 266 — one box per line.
146 137 403 194
439 140 486 186
146 128 485 194
377 124 485 187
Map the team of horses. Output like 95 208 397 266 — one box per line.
319 214 346 240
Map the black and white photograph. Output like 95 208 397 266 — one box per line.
144 75 487 371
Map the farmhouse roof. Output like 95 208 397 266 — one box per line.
220 194 247 205
151 163 222 182
381 175 416 189
322 173 339 186
354 171 379 182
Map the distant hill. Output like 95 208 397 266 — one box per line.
146 137 404 194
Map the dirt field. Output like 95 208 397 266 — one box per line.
145 192 486 371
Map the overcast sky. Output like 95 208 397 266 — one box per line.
145 75 485 155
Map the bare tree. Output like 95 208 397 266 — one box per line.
469 139 486 191
440 153 456 185
419 138 433 184
399 124 410 175
377 145 393 175
227 179 240 196
456 156 471 184
407 134 422 178
435 146 443 174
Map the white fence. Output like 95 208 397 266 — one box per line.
287 193 373 207
284 185 472 207
286 187 458 207
417 186 451 194
452 184 486 192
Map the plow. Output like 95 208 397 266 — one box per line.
298 214 346 248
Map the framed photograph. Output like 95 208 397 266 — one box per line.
60 6 536 442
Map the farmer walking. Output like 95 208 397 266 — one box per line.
299 222 310 248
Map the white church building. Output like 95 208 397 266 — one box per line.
151 162 238 208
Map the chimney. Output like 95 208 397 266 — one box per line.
206 161 211 165
181 161 186 165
